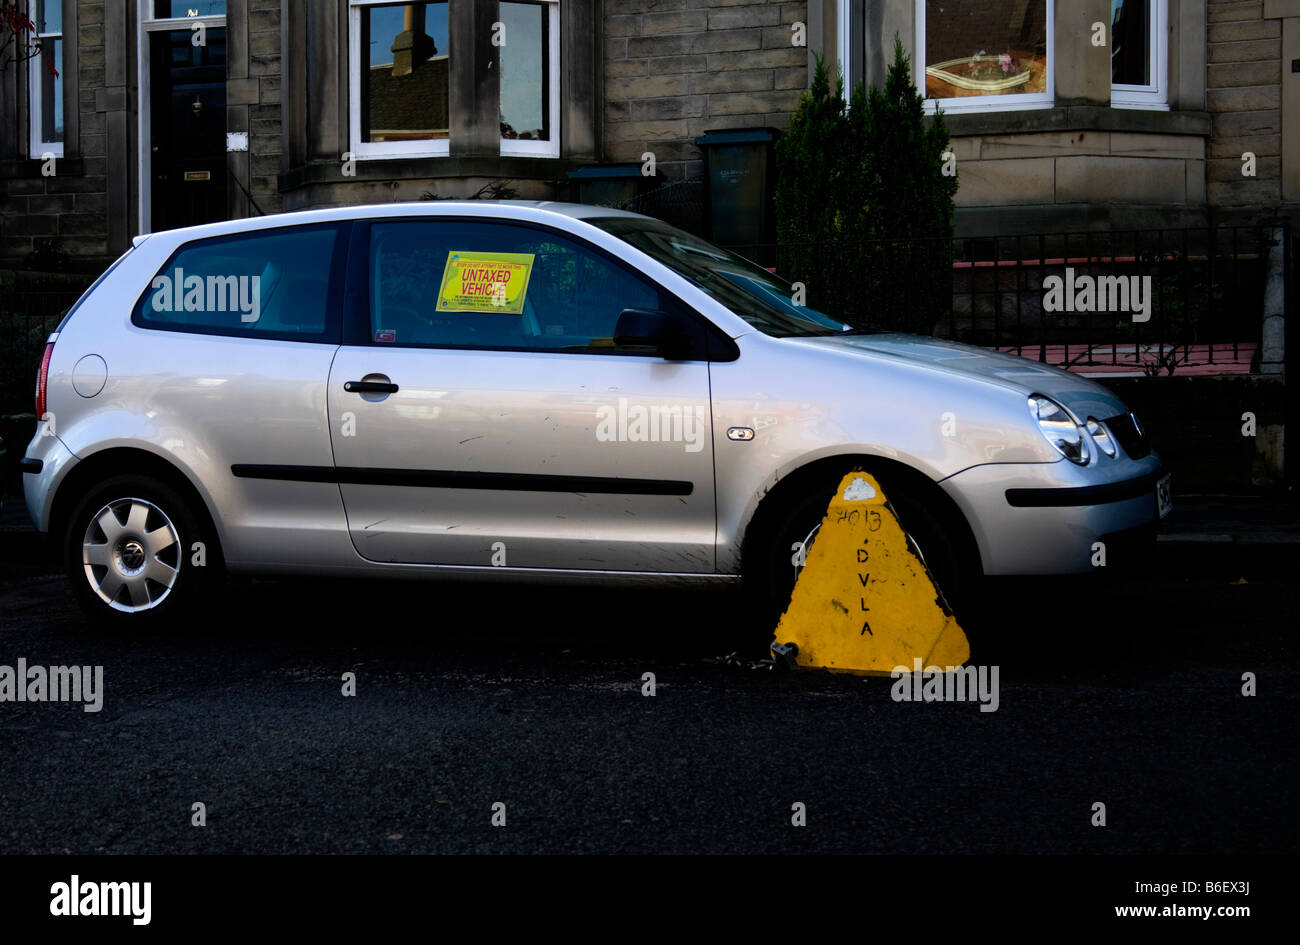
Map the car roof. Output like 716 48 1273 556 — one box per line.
124 199 761 340
135 201 651 245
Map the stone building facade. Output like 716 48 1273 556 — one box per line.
603 0 808 179
0 0 1296 273
821 0 1299 234
1 0 285 271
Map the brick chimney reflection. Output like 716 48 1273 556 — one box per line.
391 3 436 77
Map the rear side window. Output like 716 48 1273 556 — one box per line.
133 224 345 342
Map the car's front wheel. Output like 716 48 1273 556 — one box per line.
63 474 217 625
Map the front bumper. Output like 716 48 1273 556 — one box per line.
940 454 1165 576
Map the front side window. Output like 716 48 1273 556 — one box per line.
591 217 848 339
499 0 559 157
916 0 1052 113
28 0 63 157
368 220 686 353
134 225 344 341
1110 0 1167 109
350 0 451 158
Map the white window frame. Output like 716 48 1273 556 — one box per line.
28 0 64 158
498 0 560 158
915 0 1054 115
136 2 228 235
1110 0 1168 111
836 0 853 100
349 0 451 160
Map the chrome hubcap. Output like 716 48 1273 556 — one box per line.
82 498 180 613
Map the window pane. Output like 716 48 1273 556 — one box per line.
500 2 549 141
370 222 663 351
137 227 339 338
34 0 61 34
592 217 847 338
924 1 1048 99
1111 0 1150 86
360 1 450 143
39 39 63 144
153 2 227 17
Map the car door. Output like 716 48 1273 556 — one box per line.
326 216 717 572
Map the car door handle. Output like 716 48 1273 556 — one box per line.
344 380 399 394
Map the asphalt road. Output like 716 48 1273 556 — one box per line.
0 548 1295 854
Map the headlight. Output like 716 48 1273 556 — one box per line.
1085 418 1117 458
1028 394 1088 464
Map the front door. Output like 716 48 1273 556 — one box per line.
148 25 227 232
326 218 717 573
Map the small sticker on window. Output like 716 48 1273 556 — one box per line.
375 329 396 343
437 251 535 315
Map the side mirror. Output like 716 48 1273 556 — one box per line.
613 308 693 359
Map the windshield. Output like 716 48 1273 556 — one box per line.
589 217 849 338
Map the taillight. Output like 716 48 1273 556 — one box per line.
35 341 54 420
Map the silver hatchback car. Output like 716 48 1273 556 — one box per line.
23 202 1168 625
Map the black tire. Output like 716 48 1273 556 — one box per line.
63 474 218 626
745 469 978 633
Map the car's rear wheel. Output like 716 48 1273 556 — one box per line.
746 469 979 634
63 474 216 625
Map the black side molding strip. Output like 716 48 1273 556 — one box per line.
19 458 43 474
231 464 693 497
1005 468 1165 508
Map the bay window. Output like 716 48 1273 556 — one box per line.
347 0 561 161
498 0 559 158
349 0 452 158
151 1 226 12
916 0 1053 113
28 0 63 157
1110 0 1168 110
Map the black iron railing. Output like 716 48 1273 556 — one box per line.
620 177 707 238
0 270 93 416
723 225 1284 376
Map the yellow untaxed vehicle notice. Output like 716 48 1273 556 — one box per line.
437 251 535 315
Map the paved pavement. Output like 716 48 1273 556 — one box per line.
0 483 1295 854
1158 494 1300 543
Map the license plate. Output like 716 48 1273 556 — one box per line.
1156 473 1173 518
